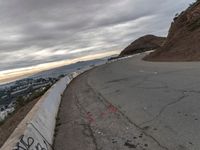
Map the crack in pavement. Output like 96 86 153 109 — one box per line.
131 78 200 127
80 123 99 150
86 81 169 150
74 94 99 150
139 91 189 126
87 70 200 150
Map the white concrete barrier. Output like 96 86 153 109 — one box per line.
1 65 96 150
1 76 71 150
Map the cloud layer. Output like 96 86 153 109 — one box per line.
0 0 195 71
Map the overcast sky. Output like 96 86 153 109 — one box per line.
0 0 195 71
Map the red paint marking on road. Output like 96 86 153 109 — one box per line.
108 104 118 113
86 112 95 124
100 112 106 117
100 104 118 118
85 105 118 122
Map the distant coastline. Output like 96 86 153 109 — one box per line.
0 73 34 85
0 51 118 86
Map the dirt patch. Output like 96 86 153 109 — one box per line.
0 97 40 148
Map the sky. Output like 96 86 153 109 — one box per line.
0 0 195 73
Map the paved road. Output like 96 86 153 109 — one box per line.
54 54 200 150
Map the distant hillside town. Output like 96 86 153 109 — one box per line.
0 58 107 122
0 76 63 121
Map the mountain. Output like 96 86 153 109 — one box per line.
144 1 200 61
119 35 166 57
30 58 107 79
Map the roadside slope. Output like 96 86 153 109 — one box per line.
0 97 40 147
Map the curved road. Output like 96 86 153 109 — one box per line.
54 54 200 150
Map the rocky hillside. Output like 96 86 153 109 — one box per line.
144 1 200 61
119 35 166 57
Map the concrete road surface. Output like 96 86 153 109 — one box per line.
54 54 200 150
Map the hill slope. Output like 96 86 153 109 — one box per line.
145 1 200 61
119 35 166 57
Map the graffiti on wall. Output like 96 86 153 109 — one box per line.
14 135 50 150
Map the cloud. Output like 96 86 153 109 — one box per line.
0 0 196 71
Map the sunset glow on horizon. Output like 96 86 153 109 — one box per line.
0 50 119 84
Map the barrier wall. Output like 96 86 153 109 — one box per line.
1 76 71 150
1 64 94 150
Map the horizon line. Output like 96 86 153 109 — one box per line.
0 50 119 85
